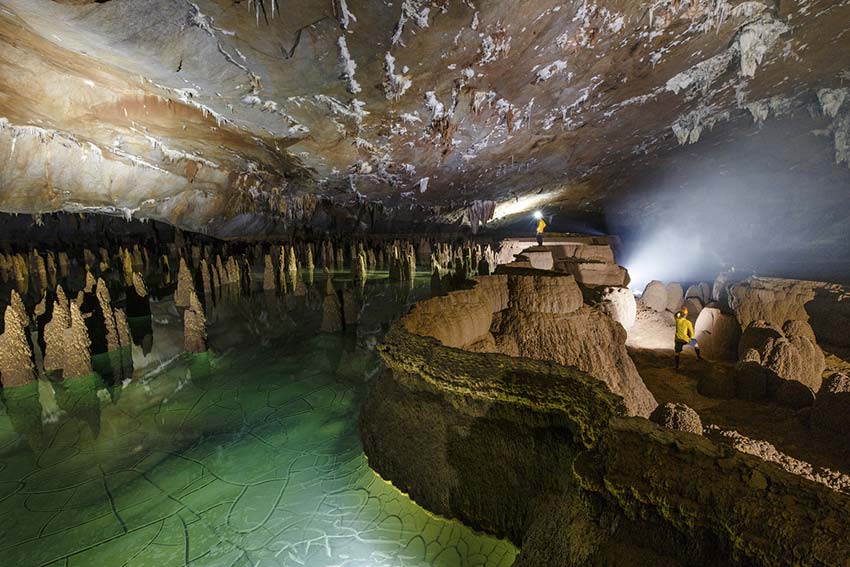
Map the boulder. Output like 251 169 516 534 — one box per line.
649 403 703 435
762 337 822 405
666 283 685 312
641 280 668 312
736 320 825 407
598 286 637 330
694 307 740 362
735 358 767 401
812 373 850 441
685 284 704 302
738 321 784 359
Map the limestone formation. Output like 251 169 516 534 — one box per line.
694 307 740 361
734 319 825 407
96 278 120 353
729 277 818 329
183 289 207 354
43 288 70 375
118 248 132 285
114 308 131 349
665 282 685 312
175 258 193 307
641 280 668 312
278 252 288 293
262 254 276 291
598 286 637 330
649 402 703 435
403 274 656 417
682 296 703 322
287 247 298 283
9 289 27 325
200 259 213 300
63 302 93 379
0 305 36 388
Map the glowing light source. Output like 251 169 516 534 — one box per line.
491 190 563 221
533 210 543 219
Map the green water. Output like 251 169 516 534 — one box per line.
0 273 517 567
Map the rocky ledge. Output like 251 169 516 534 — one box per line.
361 273 850 566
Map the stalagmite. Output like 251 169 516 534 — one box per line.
214 255 224 289
9 289 27 325
351 247 367 283
288 246 298 282
96 278 120 353
320 269 343 333
263 254 276 291
0 305 36 388
122 248 134 285
43 287 70 375
184 289 207 354
63 302 93 379
306 245 314 270
175 258 193 307
278 251 288 293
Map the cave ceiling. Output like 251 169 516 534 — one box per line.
0 0 848 236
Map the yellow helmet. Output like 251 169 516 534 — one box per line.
680 307 689 316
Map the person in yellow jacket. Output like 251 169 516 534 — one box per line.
674 307 701 370
535 212 547 246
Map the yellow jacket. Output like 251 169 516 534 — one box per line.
536 219 547 234
675 316 694 342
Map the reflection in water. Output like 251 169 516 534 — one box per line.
0 272 517 567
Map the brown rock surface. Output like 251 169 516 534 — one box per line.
641 280 668 312
0 306 36 388
649 402 703 435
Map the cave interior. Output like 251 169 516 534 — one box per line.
0 1 849 566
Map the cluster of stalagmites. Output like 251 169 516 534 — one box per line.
0 236 161 388
361 265 850 566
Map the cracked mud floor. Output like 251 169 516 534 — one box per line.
0 273 517 567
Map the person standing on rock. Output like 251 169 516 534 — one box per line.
674 307 701 370
534 211 547 246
